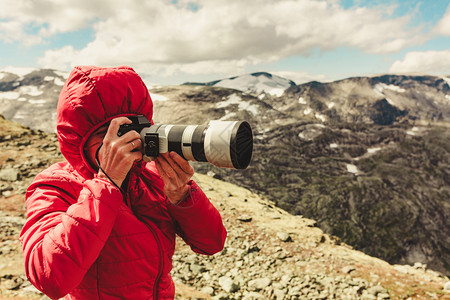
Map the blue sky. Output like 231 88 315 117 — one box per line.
1 0 449 85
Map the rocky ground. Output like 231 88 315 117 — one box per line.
193 121 450 276
0 115 449 299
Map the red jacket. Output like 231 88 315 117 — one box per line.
19 66 227 299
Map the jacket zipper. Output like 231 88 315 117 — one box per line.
129 200 164 299
144 222 164 300
126 171 164 299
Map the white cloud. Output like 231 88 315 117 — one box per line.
0 0 105 45
37 46 79 71
434 4 450 36
389 50 450 74
1 0 423 78
0 20 42 46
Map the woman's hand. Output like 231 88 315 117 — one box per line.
155 151 195 204
96 117 143 187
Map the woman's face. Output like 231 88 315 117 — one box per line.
84 124 109 170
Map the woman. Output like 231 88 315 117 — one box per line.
20 66 227 299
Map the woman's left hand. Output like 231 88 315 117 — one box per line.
155 151 195 204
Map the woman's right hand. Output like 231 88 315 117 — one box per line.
96 117 143 187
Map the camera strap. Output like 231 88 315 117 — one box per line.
95 142 126 195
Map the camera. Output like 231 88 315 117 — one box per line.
118 115 253 169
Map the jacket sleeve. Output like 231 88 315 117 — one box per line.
166 180 227 255
19 172 123 300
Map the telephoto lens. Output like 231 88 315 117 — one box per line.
141 120 253 169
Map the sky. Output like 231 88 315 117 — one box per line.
0 0 450 86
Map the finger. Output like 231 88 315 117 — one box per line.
169 151 194 176
155 158 170 182
158 156 175 178
105 117 132 139
156 155 179 179
160 152 186 177
129 138 142 151
164 152 194 180
130 150 144 162
120 130 142 144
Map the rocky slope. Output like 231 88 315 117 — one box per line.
0 116 449 299
150 83 450 277
1 69 449 277
194 121 450 276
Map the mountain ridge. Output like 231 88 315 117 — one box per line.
183 71 296 97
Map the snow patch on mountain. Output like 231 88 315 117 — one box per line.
301 106 326 122
406 127 420 136
1 86 45 100
216 93 259 116
374 83 406 95
44 76 65 86
1 67 38 77
442 77 450 87
315 112 327 122
346 164 359 174
373 83 406 106
54 71 69 79
20 86 44 97
28 100 47 106
367 147 381 154
150 93 168 101
298 124 325 141
207 72 295 97
1 91 20 100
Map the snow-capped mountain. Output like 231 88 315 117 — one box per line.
184 72 296 97
281 75 450 125
0 68 68 132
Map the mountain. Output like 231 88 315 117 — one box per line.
0 68 68 133
183 72 296 97
280 75 450 124
1 68 449 277
154 75 450 277
0 115 448 299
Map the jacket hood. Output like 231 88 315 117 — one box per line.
57 66 153 178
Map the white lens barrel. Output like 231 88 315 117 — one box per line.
204 121 239 169
181 125 197 161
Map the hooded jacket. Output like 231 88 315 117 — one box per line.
19 66 227 299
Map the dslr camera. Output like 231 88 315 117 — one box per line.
118 115 253 169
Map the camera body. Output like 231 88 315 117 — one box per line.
117 115 151 137
118 115 162 157
118 115 253 169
